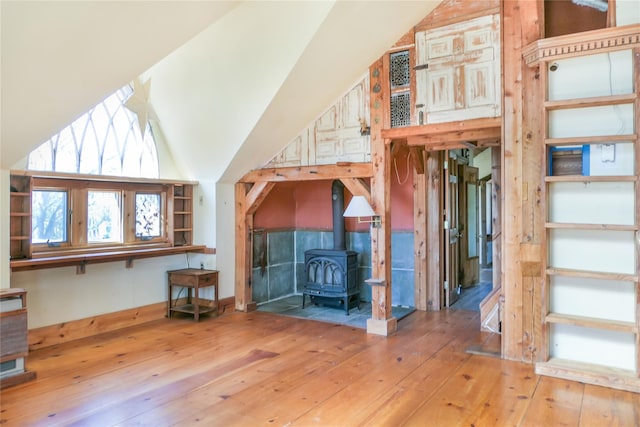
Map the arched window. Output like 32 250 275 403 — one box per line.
27 83 159 178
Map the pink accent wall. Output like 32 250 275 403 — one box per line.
254 149 415 231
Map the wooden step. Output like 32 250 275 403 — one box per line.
536 358 640 393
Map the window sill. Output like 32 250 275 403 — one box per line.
10 245 209 273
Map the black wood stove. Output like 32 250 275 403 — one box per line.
302 181 359 315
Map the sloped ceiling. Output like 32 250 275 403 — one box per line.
1 1 439 183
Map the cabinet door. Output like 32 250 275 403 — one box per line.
416 14 500 124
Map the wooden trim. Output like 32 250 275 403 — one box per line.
536 358 640 393
523 24 640 67
10 245 207 272
10 169 197 186
28 302 168 351
217 296 236 315
0 371 36 390
239 163 372 183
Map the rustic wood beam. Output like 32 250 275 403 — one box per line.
340 178 371 202
245 182 276 216
235 183 253 312
413 148 427 311
382 117 501 140
426 151 442 311
405 127 501 146
410 147 425 175
501 0 543 362
240 163 372 183
367 56 396 336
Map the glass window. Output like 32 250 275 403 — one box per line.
135 193 161 238
27 84 159 178
32 190 68 244
87 191 122 243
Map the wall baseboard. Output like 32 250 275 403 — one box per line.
28 297 238 351
28 302 167 351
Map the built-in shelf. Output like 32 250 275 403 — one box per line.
544 93 637 110
9 245 207 273
545 222 637 231
545 134 637 146
546 267 638 282
545 313 638 333
534 29 640 392
545 175 637 183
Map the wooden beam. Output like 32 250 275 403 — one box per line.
426 151 442 311
340 178 371 202
245 182 276 216
405 127 501 147
382 117 501 140
410 147 425 175
240 163 372 183
413 148 427 311
501 0 543 362
234 183 253 312
367 56 396 336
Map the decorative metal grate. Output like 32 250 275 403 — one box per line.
390 51 410 88
391 91 411 128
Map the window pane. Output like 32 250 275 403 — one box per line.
88 191 122 243
32 190 67 244
135 193 161 238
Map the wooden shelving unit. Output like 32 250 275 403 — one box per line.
0 288 36 389
9 175 31 260
526 33 640 391
170 184 193 247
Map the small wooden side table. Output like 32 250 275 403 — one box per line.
167 269 218 321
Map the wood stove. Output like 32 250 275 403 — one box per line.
302 181 360 315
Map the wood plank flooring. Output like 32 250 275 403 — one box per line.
1 309 639 426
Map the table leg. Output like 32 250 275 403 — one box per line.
194 285 200 322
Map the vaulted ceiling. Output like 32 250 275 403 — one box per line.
1 1 439 183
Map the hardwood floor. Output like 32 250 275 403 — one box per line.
2 309 639 426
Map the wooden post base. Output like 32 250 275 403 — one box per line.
366 317 397 336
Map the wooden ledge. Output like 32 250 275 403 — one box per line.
523 23 640 67
10 245 208 273
365 278 387 286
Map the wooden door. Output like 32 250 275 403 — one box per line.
458 165 480 287
444 151 460 307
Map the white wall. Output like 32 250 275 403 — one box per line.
1 171 10 289
215 183 236 300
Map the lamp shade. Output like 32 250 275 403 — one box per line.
343 196 376 217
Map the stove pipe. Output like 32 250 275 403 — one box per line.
331 180 346 251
